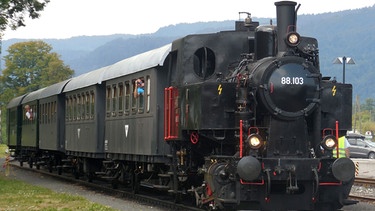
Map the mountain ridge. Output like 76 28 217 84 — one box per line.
1 6 374 101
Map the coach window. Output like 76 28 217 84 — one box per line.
45 103 48 123
40 103 44 124
80 93 85 120
50 102 53 123
24 105 30 124
69 97 73 121
73 96 77 121
24 104 35 124
47 102 50 124
146 76 151 113
79 93 83 120
44 102 51 124
44 103 48 124
125 81 130 115
45 103 48 124
118 83 124 115
40 104 44 124
47 103 50 123
78 94 82 120
132 79 137 113
46 103 49 123
133 77 145 113
50 102 54 123
85 93 89 119
112 85 117 117
77 95 82 120
66 98 69 121
52 101 56 122
106 86 111 117
53 101 57 122
90 91 95 119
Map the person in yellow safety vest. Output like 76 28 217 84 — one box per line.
334 136 350 158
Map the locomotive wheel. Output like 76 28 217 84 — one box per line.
313 203 334 211
174 192 182 203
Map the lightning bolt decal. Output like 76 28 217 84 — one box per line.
218 84 222 95
332 85 337 96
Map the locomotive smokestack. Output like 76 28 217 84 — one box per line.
275 1 298 54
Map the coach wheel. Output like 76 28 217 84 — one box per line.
57 167 62 175
132 172 140 194
28 158 33 169
111 180 119 189
72 166 80 179
36 159 40 170
48 161 53 173
86 172 94 182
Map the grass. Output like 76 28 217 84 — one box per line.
0 144 8 158
0 144 116 210
0 174 116 210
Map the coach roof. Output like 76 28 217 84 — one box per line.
7 94 28 108
102 43 171 81
39 79 72 99
62 43 171 92
63 66 108 92
22 87 47 104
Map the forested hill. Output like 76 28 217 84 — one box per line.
1 5 374 101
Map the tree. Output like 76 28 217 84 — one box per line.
0 40 74 106
0 40 73 143
0 0 50 36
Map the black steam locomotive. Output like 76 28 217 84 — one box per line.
7 1 357 210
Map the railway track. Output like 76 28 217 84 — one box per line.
9 161 203 211
11 160 375 210
354 177 375 186
349 177 375 203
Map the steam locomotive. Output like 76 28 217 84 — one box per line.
7 1 357 210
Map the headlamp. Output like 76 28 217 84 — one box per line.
286 32 300 47
247 134 263 149
321 135 337 151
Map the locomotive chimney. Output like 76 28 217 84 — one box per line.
275 1 298 54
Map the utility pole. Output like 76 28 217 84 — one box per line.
353 95 361 134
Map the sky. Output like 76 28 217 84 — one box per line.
3 0 375 40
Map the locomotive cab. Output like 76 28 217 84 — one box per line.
165 21 258 144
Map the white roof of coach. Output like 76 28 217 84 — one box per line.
62 43 171 93
102 43 171 81
63 66 108 92
22 87 47 104
7 94 28 108
39 79 72 98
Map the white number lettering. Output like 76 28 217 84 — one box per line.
281 77 304 85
